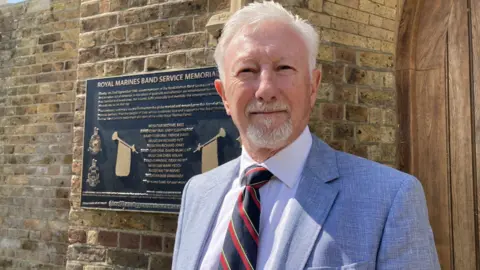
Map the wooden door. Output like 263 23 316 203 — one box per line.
397 0 479 268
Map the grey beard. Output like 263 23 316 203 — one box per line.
246 118 293 149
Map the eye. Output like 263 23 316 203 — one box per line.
277 65 294 71
239 67 255 73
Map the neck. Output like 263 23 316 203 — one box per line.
241 129 303 163
243 144 283 163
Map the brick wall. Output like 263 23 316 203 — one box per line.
296 0 399 165
67 0 228 269
68 0 400 269
0 0 79 268
0 0 401 268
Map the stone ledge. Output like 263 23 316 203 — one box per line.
205 12 231 38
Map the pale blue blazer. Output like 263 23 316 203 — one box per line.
173 135 440 269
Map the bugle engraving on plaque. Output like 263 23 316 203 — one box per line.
81 67 241 213
112 131 138 177
194 128 226 173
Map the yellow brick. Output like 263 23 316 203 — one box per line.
359 0 396 19
366 38 382 51
369 14 383 27
331 17 359 34
359 24 394 42
71 195 81 208
87 230 98 244
376 3 396 19
383 109 396 125
359 51 394 69
77 64 96 80
36 50 78 63
60 29 81 42
18 38 36 48
384 0 397 8
318 44 334 61
308 0 324 12
371 0 384 4
381 40 395 53
382 18 396 31
384 72 395 88
79 33 96 48
317 83 334 100
295 8 331 28
367 70 391 87
322 28 368 48
51 2 66 11
323 2 370 24
359 0 376 13
336 0 359 8
368 108 382 124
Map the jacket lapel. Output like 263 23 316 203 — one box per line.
187 158 240 269
267 136 340 270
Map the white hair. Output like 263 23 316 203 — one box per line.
214 1 319 82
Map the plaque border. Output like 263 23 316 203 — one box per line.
80 66 221 214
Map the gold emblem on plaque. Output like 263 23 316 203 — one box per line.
112 131 138 177
194 128 226 173
88 127 102 155
87 159 100 187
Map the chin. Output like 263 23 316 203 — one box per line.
251 138 289 150
246 119 293 149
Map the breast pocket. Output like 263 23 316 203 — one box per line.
306 261 371 270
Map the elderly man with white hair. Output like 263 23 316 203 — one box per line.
172 2 440 269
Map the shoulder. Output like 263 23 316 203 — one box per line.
308 135 420 203
336 150 413 183
309 135 416 189
310 143 428 225
184 157 240 194
333 149 421 202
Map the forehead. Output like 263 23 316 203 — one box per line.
225 21 307 62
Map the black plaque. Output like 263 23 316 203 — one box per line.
81 67 240 213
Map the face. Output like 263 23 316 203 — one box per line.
215 21 321 150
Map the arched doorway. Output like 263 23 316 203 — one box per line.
397 0 480 268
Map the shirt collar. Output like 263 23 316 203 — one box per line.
239 126 312 188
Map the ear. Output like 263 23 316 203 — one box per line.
214 79 231 115
309 69 322 108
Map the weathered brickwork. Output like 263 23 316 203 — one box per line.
68 0 228 269
69 0 400 268
0 0 400 268
0 0 80 268
292 0 399 165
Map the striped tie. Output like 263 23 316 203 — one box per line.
219 165 274 270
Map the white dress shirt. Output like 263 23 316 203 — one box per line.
200 127 313 270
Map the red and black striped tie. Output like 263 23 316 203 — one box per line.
219 165 274 270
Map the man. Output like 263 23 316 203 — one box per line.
173 1 440 269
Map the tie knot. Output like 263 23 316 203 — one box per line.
242 165 273 189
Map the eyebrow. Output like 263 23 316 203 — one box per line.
232 52 257 63
233 53 288 64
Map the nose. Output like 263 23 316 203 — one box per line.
255 69 277 103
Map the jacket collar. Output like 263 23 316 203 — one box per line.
265 136 340 269
191 135 340 269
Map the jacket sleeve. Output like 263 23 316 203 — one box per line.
172 179 191 270
376 177 440 269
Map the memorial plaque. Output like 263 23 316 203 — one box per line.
81 67 241 213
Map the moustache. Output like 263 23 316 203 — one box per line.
245 101 290 114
